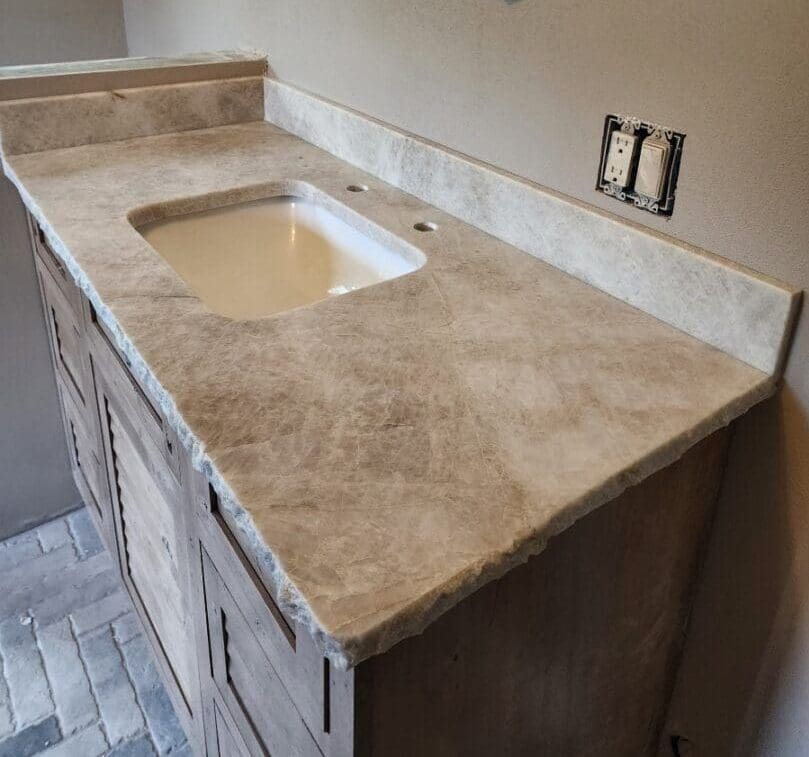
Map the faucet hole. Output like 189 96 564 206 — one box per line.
346 184 369 193
414 221 438 232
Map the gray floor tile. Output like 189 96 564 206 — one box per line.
0 511 189 757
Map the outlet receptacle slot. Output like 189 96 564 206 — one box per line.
596 114 685 217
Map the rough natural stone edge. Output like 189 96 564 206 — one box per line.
0 153 777 670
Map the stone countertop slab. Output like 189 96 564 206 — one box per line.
0 51 266 101
2 121 784 667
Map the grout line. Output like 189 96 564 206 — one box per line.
70 616 110 751
64 513 80 562
81 613 130 639
111 627 158 754
0 639 16 735
31 619 58 724
65 518 80 561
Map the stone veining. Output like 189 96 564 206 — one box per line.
0 77 263 155
264 78 800 375
0 116 796 669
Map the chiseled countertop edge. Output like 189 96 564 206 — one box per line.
235 369 776 667
0 60 797 671
1 148 776 668
0 50 264 80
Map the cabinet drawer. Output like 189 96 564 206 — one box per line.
28 216 82 316
201 505 328 710
192 487 351 754
38 260 91 410
202 547 321 757
88 304 183 481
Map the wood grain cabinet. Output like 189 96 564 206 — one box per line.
92 327 203 749
188 481 353 757
28 211 731 756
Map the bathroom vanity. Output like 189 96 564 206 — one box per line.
1 55 799 756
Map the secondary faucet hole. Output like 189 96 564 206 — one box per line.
346 184 369 193
414 221 438 232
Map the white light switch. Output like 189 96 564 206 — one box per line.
634 138 670 199
603 131 638 187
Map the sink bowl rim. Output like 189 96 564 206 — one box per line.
127 178 429 276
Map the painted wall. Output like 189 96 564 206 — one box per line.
0 0 127 539
0 0 126 66
122 2 809 754
0 174 77 539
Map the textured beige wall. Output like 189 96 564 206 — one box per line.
0 1 127 538
122 2 809 753
0 0 126 66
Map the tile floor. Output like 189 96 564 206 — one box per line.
0 508 190 756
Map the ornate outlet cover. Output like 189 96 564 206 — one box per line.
596 114 686 218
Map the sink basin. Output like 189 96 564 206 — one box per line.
135 195 425 319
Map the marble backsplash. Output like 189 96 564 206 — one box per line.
0 64 796 376
0 76 264 155
264 78 800 376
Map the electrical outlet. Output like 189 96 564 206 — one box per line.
603 131 638 187
596 114 686 217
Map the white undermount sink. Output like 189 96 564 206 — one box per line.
136 195 425 319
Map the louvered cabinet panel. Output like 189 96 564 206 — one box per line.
202 547 321 757
37 259 91 410
32 239 113 549
107 405 196 705
57 377 106 526
92 333 202 753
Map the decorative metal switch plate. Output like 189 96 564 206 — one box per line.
596 114 685 217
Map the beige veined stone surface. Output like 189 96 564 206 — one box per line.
2 119 796 667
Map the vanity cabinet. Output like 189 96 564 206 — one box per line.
27 213 349 756
29 214 205 751
27 210 732 756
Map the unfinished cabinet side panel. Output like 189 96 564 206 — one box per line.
355 429 730 757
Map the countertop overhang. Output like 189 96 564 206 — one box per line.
1 104 797 667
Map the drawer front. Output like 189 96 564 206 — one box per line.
192 486 354 755
29 216 82 315
87 303 183 480
202 547 321 757
38 261 91 410
56 377 108 533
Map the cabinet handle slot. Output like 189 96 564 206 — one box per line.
38 227 67 279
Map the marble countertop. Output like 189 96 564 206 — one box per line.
0 51 261 80
5 120 777 667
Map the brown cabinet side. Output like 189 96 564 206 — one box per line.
353 430 730 757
